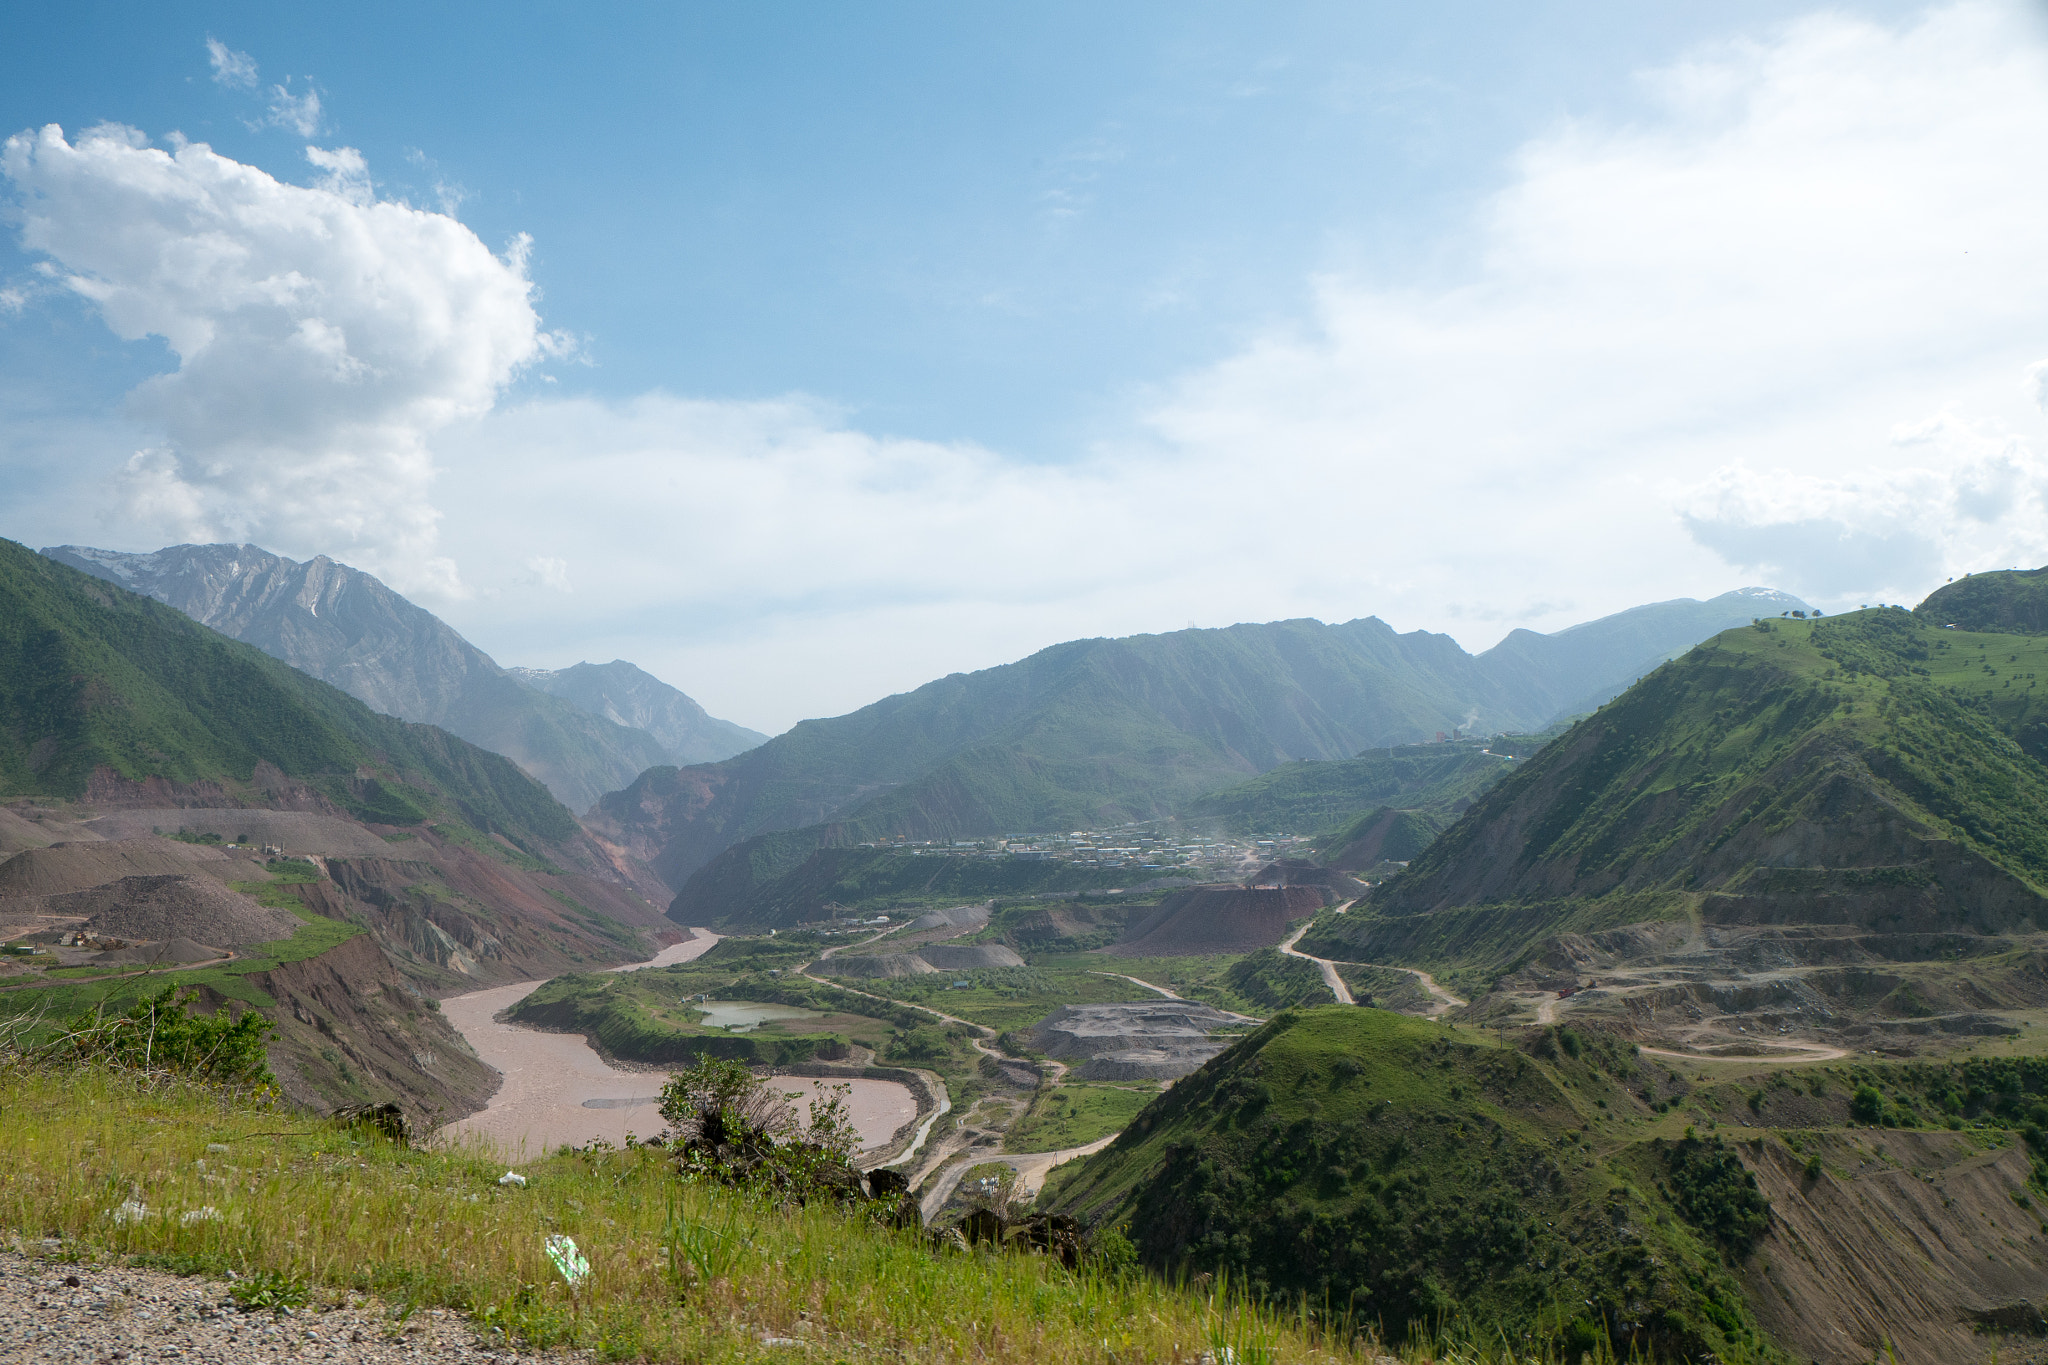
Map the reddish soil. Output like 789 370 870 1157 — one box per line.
1109 885 1325 956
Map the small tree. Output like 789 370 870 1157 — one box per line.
658 1056 796 1150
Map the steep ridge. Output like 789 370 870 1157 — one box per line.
510 660 766 765
607 590 1803 911
42 543 758 813
0 540 675 1119
1303 607 2048 1045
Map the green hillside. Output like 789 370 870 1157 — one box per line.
1177 739 1531 836
1914 564 2048 635
0 538 575 854
1304 608 2048 986
1044 1007 1779 1361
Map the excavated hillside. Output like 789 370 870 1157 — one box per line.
1110 884 1326 956
1045 1005 2048 1363
1300 607 2048 1051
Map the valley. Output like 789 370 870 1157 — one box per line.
13 537 2048 1361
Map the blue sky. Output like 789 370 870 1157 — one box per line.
4 2 2046 731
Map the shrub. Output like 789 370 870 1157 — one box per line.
1663 1135 1771 1256
1850 1085 1887 1124
11 985 275 1087
657 1058 871 1207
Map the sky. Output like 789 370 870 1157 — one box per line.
5 1 2048 734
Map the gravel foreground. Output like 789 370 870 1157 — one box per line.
0 1252 585 1365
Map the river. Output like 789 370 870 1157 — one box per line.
435 930 918 1161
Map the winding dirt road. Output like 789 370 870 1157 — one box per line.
1087 970 1183 1000
1277 923 1354 1005
1276 922 1468 1017
1642 1041 1849 1064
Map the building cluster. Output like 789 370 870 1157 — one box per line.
856 826 1309 872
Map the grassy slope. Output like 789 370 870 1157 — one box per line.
1044 1007 1781 1361
1305 610 2048 985
1310 806 1452 869
1178 742 1521 836
0 538 575 854
1914 564 2048 635
1006 1082 1157 1152
0 1066 1357 1365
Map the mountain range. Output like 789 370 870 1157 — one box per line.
0 537 677 1118
42 544 765 813
589 587 1806 908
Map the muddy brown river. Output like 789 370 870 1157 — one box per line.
435 931 918 1161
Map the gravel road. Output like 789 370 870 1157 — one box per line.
0 1252 582 1364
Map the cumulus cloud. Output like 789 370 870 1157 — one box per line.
1137 1 2048 614
1679 414 2048 600
1 124 553 594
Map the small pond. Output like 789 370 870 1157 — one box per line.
695 999 831 1032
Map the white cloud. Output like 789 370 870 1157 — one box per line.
205 39 257 91
1678 412 2048 600
265 80 323 138
425 1 2048 730
1 124 552 594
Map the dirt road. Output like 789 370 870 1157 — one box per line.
1642 1041 1849 1064
1277 923 1467 1017
1087 970 1183 1000
918 1133 1120 1219
1277 923 1354 1005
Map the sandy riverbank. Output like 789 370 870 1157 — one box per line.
435 931 917 1160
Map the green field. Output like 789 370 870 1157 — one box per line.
1005 1081 1159 1153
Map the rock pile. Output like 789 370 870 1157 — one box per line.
1024 1001 1254 1080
